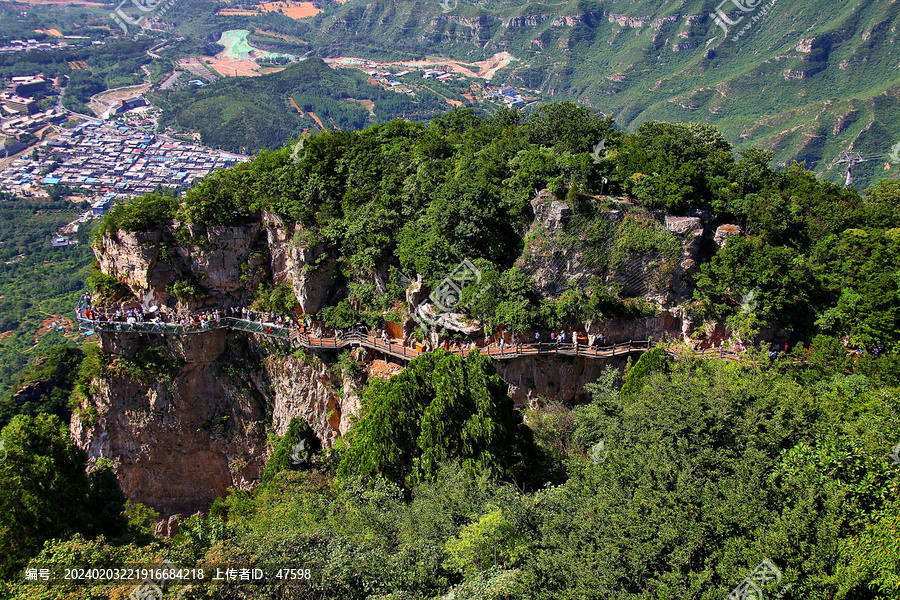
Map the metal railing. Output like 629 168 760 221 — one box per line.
75 315 657 362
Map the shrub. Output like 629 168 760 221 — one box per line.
262 417 322 483
98 193 178 236
86 267 129 301
252 282 297 314
620 346 670 396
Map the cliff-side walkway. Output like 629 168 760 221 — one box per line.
76 316 743 362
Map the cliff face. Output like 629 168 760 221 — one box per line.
97 224 265 308
514 194 716 343
98 217 337 314
518 194 710 307
72 326 633 517
262 212 339 314
71 330 353 519
496 354 630 407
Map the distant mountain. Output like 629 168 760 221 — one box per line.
292 0 900 189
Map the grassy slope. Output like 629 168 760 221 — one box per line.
151 58 467 153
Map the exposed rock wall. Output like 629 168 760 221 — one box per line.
266 353 346 446
98 218 337 313
71 330 355 518
496 353 630 407
262 212 338 314
585 310 688 345
97 223 268 309
517 194 712 311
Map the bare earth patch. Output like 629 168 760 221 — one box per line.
89 83 151 116
367 359 404 380
326 51 517 81
216 1 320 19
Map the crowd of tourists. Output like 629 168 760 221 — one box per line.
73 294 631 356
75 294 300 332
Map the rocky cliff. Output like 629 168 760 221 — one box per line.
515 193 720 342
497 354 630 407
82 192 740 520
98 216 337 314
71 329 354 519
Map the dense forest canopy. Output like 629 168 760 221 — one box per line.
0 197 95 395
104 103 898 348
2 345 899 598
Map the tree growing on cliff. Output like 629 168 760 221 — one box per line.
0 414 128 579
262 416 322 483
337 350 542 491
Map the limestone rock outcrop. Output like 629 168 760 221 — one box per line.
517 193 710 307
83 191 754 521
71 329 355 518
97 218 337 313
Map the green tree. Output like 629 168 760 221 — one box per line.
515 358 811 599
444 508 530 575
0 414 128 578
619 346 669 396
262 416 322 483
337 350 540 490
614 121 734 211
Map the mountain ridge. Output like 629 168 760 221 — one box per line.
288 0 900 188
